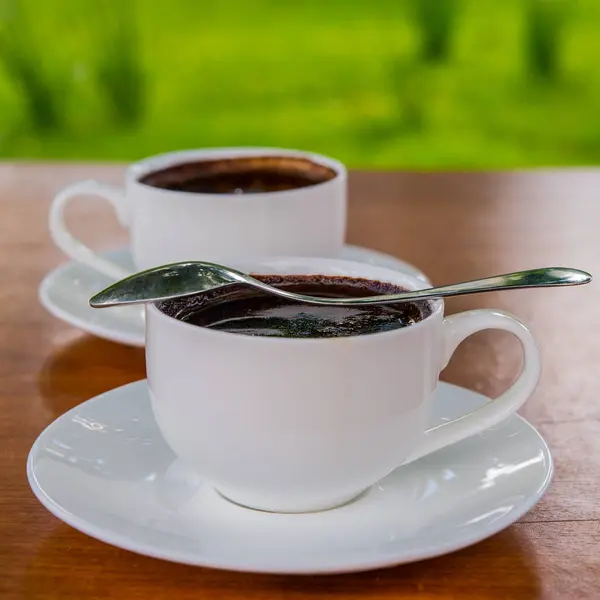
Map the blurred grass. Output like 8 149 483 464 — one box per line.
410 0 459 63
0 0 68 132
0 0 597 168
524 0 569 80
95 1 145 126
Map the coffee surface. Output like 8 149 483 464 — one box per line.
139 156 337 194
159 275 431 339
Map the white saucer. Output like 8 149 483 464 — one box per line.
27 380 552 575
39 246 430 348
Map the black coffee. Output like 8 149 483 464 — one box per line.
139 156 337 194
158 275 431 339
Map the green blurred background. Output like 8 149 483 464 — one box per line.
0 0 597 168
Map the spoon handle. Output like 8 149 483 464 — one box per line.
291 267 592 306
421 267 591 297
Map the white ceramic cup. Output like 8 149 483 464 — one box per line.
145 257 541 514
50 148 347 281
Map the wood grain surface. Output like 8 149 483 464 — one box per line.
0 164 598 599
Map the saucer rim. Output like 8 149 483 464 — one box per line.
38 276 145 347
26 380 553 575
38 245 430 349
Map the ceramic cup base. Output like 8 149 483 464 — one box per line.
215 486 368 514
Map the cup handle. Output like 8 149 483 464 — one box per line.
408 309 541 464
49 180 132 280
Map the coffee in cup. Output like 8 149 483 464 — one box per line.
161 275 431 338
139 155 337 194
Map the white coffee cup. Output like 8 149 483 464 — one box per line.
50 148 347 281
145 257 541 514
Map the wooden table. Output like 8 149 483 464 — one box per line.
1 165 598 599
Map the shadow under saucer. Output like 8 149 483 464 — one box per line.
37 335 145 418
19 523 541 599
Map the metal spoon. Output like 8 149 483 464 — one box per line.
88 262 592 309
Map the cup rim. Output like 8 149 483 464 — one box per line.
147 257 443 345
127 147 347 197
